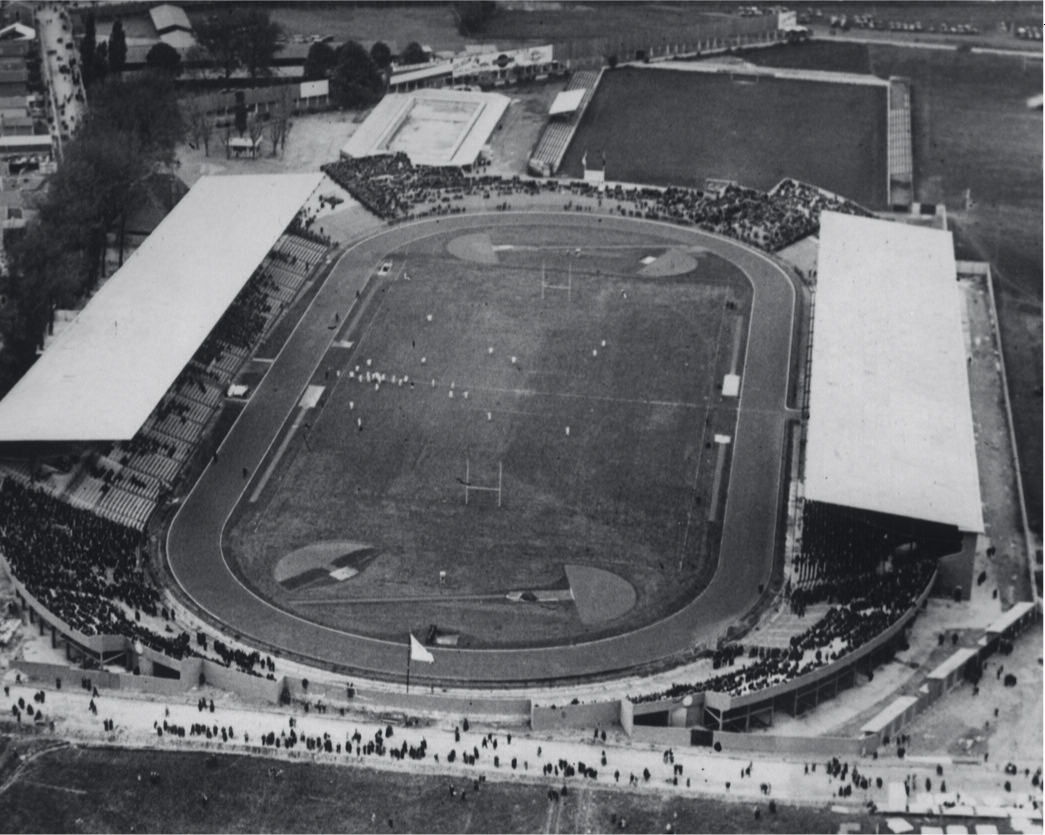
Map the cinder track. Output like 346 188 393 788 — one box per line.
165 212 797 685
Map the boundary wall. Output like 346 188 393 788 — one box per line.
965 259 1041 606
552 16 782 71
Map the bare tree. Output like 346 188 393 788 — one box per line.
182 97 213 157
246 112 265 158
268 85 294 158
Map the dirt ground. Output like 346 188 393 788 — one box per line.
175 108 363 187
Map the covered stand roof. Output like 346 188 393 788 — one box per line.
804 212 983 533
0 173 322 442
549 88 585 116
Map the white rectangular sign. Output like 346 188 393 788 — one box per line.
452 45 553 76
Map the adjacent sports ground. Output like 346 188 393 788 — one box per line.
559 67 888 209
227 221 752 648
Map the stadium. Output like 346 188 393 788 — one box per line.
0 36 1026 746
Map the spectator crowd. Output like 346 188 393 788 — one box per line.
322 153 872 252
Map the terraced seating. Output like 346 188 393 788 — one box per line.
119 449 180 485
96 456 164 501
265 263 308 293
97 486 155 531
529 70 602 175
66 473 107 512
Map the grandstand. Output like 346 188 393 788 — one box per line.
887 76 914 207
0 174 323 442
800 211 983 601
0 173 330 671
527 69 602 176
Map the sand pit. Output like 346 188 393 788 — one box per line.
638 247 703 277
447 232 498 264
565 564 637 625
274 541 376 590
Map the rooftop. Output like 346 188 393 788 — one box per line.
804 212 984 533
0 173 322 441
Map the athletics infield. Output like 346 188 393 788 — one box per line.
166 212 797 685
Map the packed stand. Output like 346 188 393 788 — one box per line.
323 152 873 252
791 500 961 615
0 478 191 659
631 558 935 703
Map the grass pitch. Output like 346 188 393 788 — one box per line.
228 221 750 647
559 67 888 209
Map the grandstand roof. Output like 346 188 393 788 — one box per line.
0 173 322 442
804 212 983 533
549 88 585 116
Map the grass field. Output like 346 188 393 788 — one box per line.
558 67 888 209
737 40 873 74
227 222 750 648
0 742 893 834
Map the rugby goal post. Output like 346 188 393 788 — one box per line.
464 458 503 507
540 260 573 302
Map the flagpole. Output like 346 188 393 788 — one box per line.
405 640 411 693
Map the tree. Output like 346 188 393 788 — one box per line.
182 44 211 81
195 9 244 79
400 41 427 66
146 42 182 77
182 96 214 156
108 19 127 75
93 39 109 85
85 73 185 164
302 41 336 80
330 41 384 109
246 112 265 155
268 84 293 157
233 93 247 137
80 13 98 87
237 8 282 79
454 1 497 36
369 41 392 70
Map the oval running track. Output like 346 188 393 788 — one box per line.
166 212 796 685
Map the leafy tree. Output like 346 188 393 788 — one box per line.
234 94 247 137
330 41 384 109
195 9 243 79
302 41 336 80
85 73 185 164
369 41 392 70
93 39 109 84
80 13 97 87
400 41 427 66
146 42 182 76
108 19 127 75
238 8 282 79
454 1 497 36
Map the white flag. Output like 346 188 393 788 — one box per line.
409 634 435 664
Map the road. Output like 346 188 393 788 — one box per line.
166 211 796 685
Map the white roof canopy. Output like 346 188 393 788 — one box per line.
805 212 983 533
0 173 322 442
549 88 585 116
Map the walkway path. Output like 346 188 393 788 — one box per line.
166 210 796 685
